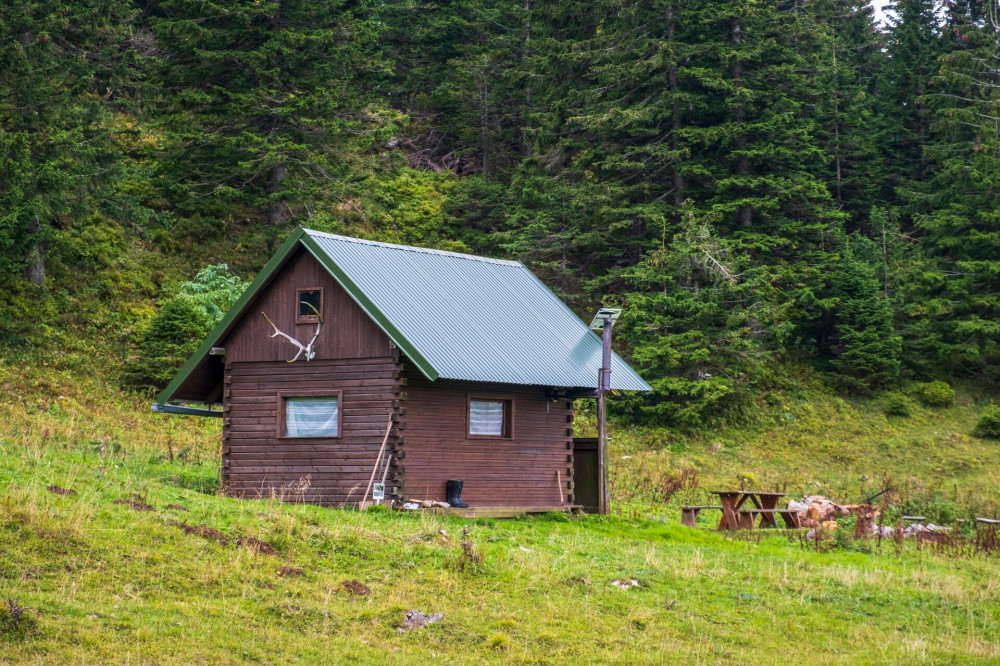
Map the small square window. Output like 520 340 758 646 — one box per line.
297 288 322 323
279 393 341 438
468 396 513 438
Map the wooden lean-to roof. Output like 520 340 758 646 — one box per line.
155 227 651 405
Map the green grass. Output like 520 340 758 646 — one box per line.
592 376 1000 523
2 359 1000 663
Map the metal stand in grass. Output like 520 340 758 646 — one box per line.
592 308 618 516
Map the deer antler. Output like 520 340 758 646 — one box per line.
300 302 323 360
261 310 320 363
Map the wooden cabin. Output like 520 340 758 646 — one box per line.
153 227 650 513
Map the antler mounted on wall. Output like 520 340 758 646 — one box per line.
261 303 323 362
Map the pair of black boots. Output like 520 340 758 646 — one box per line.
446 480 469 508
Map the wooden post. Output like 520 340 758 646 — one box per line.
597 314 612 515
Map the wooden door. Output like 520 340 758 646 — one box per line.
572 437 599 513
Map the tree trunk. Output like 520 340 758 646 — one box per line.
667 3 684 208
266 162 288 251
22 215 45 286
731 17 752 227
832 40 843 203
521 0 533 157
479 55 492 175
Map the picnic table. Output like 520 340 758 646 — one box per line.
709 490 789 530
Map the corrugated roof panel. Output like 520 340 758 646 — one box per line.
304 229 651 391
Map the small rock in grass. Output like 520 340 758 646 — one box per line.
610 578 640 590
47 485 77 496
397 609 442 632
342 580 370 596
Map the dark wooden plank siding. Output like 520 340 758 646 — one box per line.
221 358 401 506
398 371 574 508
215 248 575 509
223 248 393 363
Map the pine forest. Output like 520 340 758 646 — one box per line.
2 0 1000 425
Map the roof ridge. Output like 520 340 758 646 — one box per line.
303 228 521 266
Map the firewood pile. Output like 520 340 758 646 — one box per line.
787 495 850 530
788 496 884 533
788 495 954 539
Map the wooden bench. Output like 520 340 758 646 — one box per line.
680 506 722 527
738 508 802 529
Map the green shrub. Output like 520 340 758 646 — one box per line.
176 263 248 322
884 394 915 417
122 295 212 392
973 406 1000 439
122 264 246 394
487 633 510 651
917 381 955 407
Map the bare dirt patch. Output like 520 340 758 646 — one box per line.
237 536 277 556
165 504 189 512
180 524 228 545
112 498 154 511
341 580 370 596
277 566 304 578
46 485 77 496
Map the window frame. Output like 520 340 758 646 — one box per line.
466 392 514 440
295 287 324 325
277 390 343 439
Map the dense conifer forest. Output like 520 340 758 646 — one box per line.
2 0 999 425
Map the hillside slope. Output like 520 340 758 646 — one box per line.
2 358 1000 663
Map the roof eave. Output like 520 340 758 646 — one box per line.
154 226 309 405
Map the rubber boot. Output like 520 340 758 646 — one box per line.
446 480 469 508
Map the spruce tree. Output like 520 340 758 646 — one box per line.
826 237 902 392
906 0 1000 376
151 0 382 247
811 0 885 226
0 0 138 286
878 0 945 207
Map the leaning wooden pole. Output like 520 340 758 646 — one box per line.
360 415 393 510
597 314 612 515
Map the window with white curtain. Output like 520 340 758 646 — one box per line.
283 396 340 437
468 397 512 437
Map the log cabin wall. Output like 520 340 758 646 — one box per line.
397 371 574 508
220 248 401 505
220 358 402 505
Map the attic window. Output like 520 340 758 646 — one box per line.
296 288 323 323
468 395 513 439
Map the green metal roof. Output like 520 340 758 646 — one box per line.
156 227 651 404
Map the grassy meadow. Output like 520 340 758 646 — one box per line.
2 356 1000 664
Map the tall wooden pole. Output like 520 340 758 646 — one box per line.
597 314 612 515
